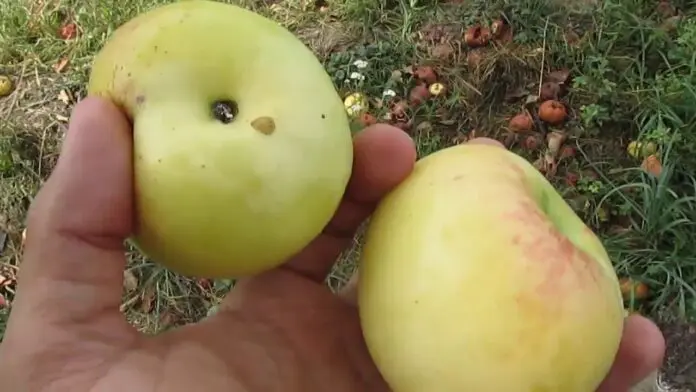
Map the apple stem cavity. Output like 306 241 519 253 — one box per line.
212 99 239 124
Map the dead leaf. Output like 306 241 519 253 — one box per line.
140 287 156 313
314 0 329 11
393 121 412 132
497 27 514 44
123 270 139 292
547 131 568 157
197 278 212 290
159 311 178 328
418 23 446 42
415 121 433 133
524 94 539 105
58 22 77 40
0 231 6 254
492 20 514 44
523 134 541 150
565 172 579 187
466 49 484 69
563 29 581 46
641 155 663 177
413 66 438 84
452 134 468 144
58 89 71 105
501 132 517 148
560 146 576 160
461 129 477 141
390 100 409 120
431 43 454 60
533 153 558 176
546 69 571 84
539 82 561 101
661 15 683 34
533 157 546 173
55 114 69 122
358 112 377 127
505 86 530 102
409 84 431 106
656 0 676 18
54 57 69 73
544 152 558 177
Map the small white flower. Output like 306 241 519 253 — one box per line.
352 59 368 69
347 104 364 116
382 89 396 98
350 72 365 81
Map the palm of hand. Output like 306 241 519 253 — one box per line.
4 270 382 391
0 98 665 392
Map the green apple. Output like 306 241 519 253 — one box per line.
87 1 353 278
358 142 624 391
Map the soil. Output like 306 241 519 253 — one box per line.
659 320 696 391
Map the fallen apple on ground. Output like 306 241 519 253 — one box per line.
358 141 625 391
87 0 353 278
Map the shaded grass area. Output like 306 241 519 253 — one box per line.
1 3 695 386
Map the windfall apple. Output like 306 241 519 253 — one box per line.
87 1 353 278
358 142 625 391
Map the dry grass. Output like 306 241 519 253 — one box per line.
1 0 696 387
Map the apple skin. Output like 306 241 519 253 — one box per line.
87 1 353 278
358 143 624 392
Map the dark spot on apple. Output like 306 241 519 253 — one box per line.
154 45 159 51
251 116 276 135
321 114 326 119
127 72 132 77
157 159 162 163
211 99 238 124
136 95 145 105
201 164 206 168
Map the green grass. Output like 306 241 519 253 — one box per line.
1 0 695 345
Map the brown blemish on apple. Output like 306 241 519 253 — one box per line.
504 199 600 296
136 95 145 105
251 116 275 135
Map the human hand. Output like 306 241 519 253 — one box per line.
0 97 665 391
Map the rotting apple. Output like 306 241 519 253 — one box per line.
358 142 624 392
87 1 353 278
0 75 13 97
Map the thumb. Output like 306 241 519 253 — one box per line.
9 97 133 327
